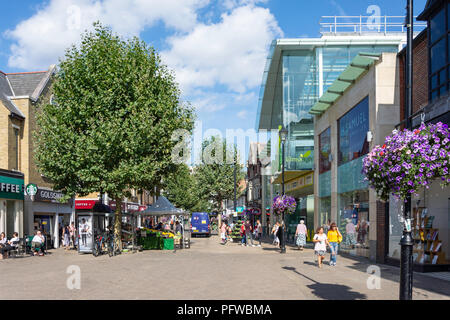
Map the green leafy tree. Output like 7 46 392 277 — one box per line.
34 23 194 247
163 164 210 212
194 136 245 214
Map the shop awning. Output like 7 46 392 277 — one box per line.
309 52 381 116
139 196 186 216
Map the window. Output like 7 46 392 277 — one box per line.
429 4 450 101
319 127 331 174
430 8 446 44
13 126 19 171
337 97 369 165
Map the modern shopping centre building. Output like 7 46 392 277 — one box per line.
256 15 426 254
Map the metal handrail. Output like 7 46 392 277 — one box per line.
320 16 427 35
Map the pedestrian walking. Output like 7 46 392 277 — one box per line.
63 224 70 250
220 222 227 244
313 227 329 268
272 223 279 246
240 222 246 246
244 220 255 247
327 222 342 266
345 219 357 248
295 220 307 250
276 221 284 249
69 221 76 249
324 219 331 235
255 219 262 247
226 224 233 242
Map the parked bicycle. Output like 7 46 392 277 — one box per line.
93 232 109 257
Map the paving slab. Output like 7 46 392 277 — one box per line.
0 235 448 300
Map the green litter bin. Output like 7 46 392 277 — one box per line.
162 238 174 250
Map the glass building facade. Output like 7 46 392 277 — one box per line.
280 45 398 172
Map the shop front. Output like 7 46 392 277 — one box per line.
0 169 24 238
25 186 73 249
75 200 112 253
336 97 371 258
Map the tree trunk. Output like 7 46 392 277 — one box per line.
114 196 123 251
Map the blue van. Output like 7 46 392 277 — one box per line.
190 212 211 237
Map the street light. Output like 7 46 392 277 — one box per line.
400 0 414 300
279 126 288 254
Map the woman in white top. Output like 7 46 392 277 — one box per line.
313 227 329 268
272 223 279 246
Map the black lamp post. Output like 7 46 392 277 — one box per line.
400 0 414 300
279 126 288 254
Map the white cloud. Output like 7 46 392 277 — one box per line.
237 110 248 119
162 4 283 94
4 0 209 70
221 0 268 10
4 0 283 121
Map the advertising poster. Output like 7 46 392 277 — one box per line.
78 215 93 252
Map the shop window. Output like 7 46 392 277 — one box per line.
13 127 19 171
319 127 331 174
338 190 370 258
337 96 369 165
318 197 331 229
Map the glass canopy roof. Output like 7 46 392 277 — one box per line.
309 52 381 115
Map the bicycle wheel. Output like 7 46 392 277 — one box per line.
108 240 114 257
93 242 100 257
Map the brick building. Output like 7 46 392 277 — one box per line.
386 0 450 272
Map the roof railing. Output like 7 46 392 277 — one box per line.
320 16 427 35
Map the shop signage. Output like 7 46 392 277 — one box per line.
35 188 65 203
285 173 314 192
75 200 96 210
26 183 38 196
109 201 141 213
0 174 24 200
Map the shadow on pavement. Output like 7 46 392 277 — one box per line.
344 259 450 297
282 266 367 300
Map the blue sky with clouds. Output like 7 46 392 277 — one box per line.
0 0 427 148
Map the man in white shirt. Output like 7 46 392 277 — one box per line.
32 231 45 255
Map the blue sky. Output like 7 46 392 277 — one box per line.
0 0 428 154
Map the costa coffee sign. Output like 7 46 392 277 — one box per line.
75 200 96 210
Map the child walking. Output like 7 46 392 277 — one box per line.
313 227 329 268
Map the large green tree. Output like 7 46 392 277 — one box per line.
34 23 194 246
194 136 245 214
162 164 211 213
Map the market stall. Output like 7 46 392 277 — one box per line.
137 196 190 250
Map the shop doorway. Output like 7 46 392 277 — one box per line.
34 214 54 249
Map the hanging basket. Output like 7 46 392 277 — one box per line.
272 195 296 215
363 122 450 201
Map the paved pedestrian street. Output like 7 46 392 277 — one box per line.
0 236 448 300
